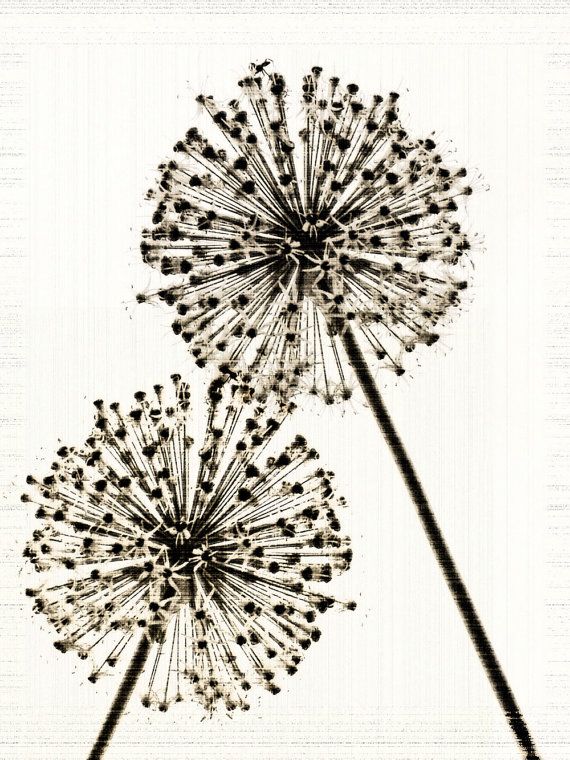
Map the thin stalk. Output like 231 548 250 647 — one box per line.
340 324 539 760
87 634 151 760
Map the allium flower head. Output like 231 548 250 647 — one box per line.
23 374 354 714
139 63 480 403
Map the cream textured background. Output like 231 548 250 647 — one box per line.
0 4 568 759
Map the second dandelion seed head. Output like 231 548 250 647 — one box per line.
23 373 355 714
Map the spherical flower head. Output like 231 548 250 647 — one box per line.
138 63 481 404
23 373 354 714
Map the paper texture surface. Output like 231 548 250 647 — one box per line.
1 3 568 758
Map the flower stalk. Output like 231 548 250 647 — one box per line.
136 61 540 758
340 323 539 760
87 635 151 760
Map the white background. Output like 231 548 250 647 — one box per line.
0 4 568 759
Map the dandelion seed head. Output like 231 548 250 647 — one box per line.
24 374 354 714
140 63 482 402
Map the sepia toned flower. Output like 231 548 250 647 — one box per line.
135 63 540 760
138 63 479 402
23 374 354 717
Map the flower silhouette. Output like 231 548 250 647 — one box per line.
139 64 478 402
136 63 540 760
24 374 354 725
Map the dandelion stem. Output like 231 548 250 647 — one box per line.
87 634 151 760
340 323 539 760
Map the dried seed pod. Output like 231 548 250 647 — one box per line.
23 373 354 714
139 63 481 403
